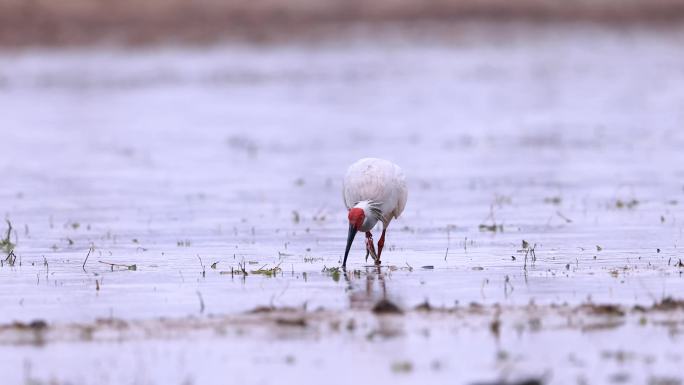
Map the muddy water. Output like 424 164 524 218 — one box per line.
1 23 683 385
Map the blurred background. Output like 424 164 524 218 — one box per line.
2 2 684 385
2 0 684 45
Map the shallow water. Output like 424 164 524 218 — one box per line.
1 23 683 385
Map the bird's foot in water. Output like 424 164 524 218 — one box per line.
365 235 378 264
370 251 380 265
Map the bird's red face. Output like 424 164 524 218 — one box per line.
348 208 365 230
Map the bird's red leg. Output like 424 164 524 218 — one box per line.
365 232 378 263
377 228 387 262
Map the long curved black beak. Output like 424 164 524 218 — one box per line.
342 224 357 269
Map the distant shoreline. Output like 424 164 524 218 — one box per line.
2 0 684 46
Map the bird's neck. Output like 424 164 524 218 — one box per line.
354 200 382 230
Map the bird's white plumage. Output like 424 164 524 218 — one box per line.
343 158 407 225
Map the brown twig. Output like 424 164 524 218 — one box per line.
82 247 92 272
98 260 137 271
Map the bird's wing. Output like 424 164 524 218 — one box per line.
393 164 408 219
342 180 354 209
343 158 386 208
344 158 407 220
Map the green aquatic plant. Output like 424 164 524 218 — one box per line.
479 223 503 232
391 361 413 373
322 266 341 282
1 220 15 253
2 250 17 266
616 199 639 209
98 260 137 271
520 240 537 270
251 263 282 277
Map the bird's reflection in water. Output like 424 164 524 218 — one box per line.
344 266 394 310
343 266 405 339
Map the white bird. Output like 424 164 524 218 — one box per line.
342 158 408 268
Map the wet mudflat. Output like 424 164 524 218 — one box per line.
1 22 684 385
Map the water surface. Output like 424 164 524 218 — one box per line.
1 23 683 385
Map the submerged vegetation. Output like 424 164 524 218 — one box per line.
322 266 341 282
1 220 14 253
251 263 282 277
616 199 640 209
98 260 137 271
519 240 537 269
2 250 16 267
